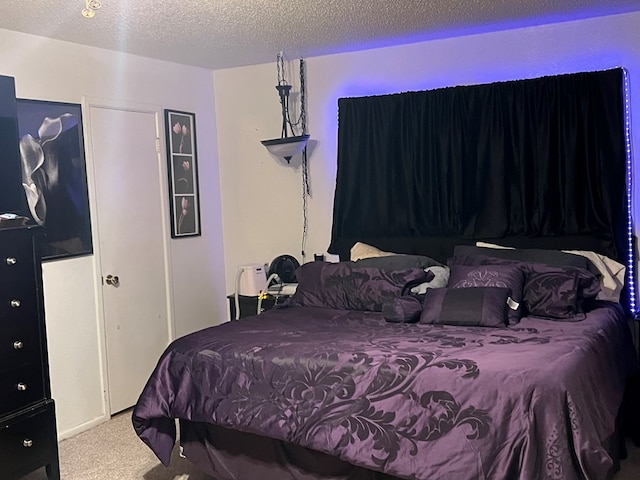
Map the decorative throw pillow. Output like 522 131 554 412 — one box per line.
382 295 423 323
447 264 525 324
420 287 510 327
288 261 429 311
523 264 601 320
562 250 625 303
475 242 624 303
448 254 601 320
448 252 518 269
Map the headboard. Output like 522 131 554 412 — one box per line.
328 68 633 312
330 234 622 266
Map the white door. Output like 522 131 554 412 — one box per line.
88 105 171 414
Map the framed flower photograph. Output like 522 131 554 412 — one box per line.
164 109 201 238
15 99 93 260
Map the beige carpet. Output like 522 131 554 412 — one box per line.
19 409 640 479
21 410 211 480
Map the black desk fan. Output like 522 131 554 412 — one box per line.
268 254 300 284
266 254 300 298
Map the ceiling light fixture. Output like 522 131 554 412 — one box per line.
82 0 102 18
261 52 309 164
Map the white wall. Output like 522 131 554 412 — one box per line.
0 29 227 437
215 11 640 294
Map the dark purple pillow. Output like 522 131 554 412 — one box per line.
288 262 429 311
523 264 601 320
452 245 600 277
353 254 442 270
448 254 601 320
448 264 525 324
382 295 423 323
448 252 524 269
420 287 510 327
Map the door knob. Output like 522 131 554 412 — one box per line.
105 275 120 287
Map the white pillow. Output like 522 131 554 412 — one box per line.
475 241 514 250
474 241 625 303
350 242 396 261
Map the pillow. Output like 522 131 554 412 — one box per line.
449 254 601 320
475 242 625 303
288 262 429 311
523 264 601 320
354 255 445 298
562 250 625 303
383 295 423 323
475 242 514 250
353 254 442 270
350 242 395 261
449 252 523 269
410 265 450 295
420 287 510 327
454 245 599 275
447 264 524 324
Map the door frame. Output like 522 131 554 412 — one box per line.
82 96 175 418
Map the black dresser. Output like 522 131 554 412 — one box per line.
0 226 60 479
0 75 29 216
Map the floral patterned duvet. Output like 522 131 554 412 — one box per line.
132 303 635 480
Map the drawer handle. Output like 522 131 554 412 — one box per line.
6 257 17 266
22 439 33 448
17 382 27 391
10 299 21 308
13 341 24 350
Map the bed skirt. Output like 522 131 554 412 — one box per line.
179 420 400 480
178 417 628 480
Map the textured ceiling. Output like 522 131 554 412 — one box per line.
1 0 640 70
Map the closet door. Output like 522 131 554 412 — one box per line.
88 105 171 414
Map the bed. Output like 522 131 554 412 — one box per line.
133 68 638 479
132 243 636 480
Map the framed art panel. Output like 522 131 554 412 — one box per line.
15 99 93 260
164 109 201 237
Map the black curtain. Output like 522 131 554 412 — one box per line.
328 69 627 263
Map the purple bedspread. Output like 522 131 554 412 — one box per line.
132 303 635 480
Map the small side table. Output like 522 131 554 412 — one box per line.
227 294 288 320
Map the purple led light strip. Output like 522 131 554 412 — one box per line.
623 68 636 314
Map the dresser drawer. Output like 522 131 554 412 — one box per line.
0 239 36 290
0 401 59 480
0 328 42 372
0 364 45 414
0 285 38 320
